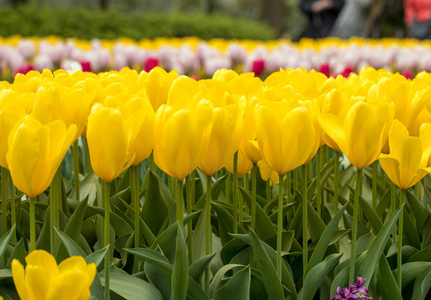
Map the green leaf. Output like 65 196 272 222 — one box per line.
142 171 169 236
248 229 284 299
192 207 206 263
412 264 431 300
55 228 86 257
212 202 235 244
357 206 403 288
6 238 26 268
300 254 342 300
214 266 251 300
405 189 429 234
209 264 244 297
0 269 12 280
0 225 15 261
404 210 421 250
305 204 347 276
57 197 88 261
100 272 163 300
408 243 431 263
189 253 216 283
378 254 402 300
239 187 276 240
126 248 172 277
86 245 109 268
397 262 431 288
171 225 188 300
88 205 133 236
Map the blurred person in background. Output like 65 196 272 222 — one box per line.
300 0 345 38
405 0 431 39
330 0 386 38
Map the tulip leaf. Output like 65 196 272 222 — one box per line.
239 187 276 240
214 266 251 300
209 263 244 297
86 245 109 268
72 172 99 206
212 202 238 244
378 254 402 300
299 253 342 300
0 269 12 280
56 196 88 261
357 205 403 288
55 228 86 257
139 218 156 246
405 189 429 234
412 264 431 299
357 191 383 234
6 238 26 268
397 262 431 288
192 207 207 263
403 210 421 250
305 204 347 276
189 253 216 283
171 225 188 300
100 272 163 300
0 225 15 261
142 171 169 236
88 205 133 236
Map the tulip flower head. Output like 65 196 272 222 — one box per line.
12 250 96 300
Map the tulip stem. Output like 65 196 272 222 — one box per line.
277 174 284 279
293 168 298 198
1 167 7 236
186 175 193 262
251 163 257 231
302 165 308 281
334 152 340 216
9 171 16 244
370 161 377 211
176 179 184 230
232 152 238 234
205 175 212 293
50 168 62 255
85 138 92 175
349 169 363 283
317 148 322 217
397 189 404 290
226 172 231 204
287 173 291 223
239 177 244 223
391 182 397 242
73 140 80 201
29 197 36 251
102 180 111 300
131 166 140 271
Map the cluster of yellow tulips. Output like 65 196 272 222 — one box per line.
2 65 431 298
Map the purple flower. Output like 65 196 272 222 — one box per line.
332 287 350 300
349 277 369 295
361 296 372 300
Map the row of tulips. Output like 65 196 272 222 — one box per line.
1 65 431 299
2 36 431 79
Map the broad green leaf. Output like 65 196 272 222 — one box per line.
209 263 244 297
192 207 207 263
55 228 86 257
126 248 172 277
212 202 235 244
0 225 15 261
57 197 88 261
409 243 431 263
300 254 342 300
397 262 431 288
214 267 251 300
404 211 421 250
0 269 12 280
142 171 169 236
239 187 276 240
86 245 109 267
378 255 402 300
357 206 403 288
100 272 163 300
305 204 347 276
405 189 429 234
412 264 431 300
189 253 216 283
88 205 133 236
171 225 188 300
6 238 26 268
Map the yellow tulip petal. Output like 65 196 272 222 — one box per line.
12 259 29 300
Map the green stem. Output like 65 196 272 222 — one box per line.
251 163 257 231
73 140 80 200
191 170 196 207
308 161 313 182
398 189 404 290
29 197 36 251
415 183 420 199
334 152 340 216
232 152 238 234
380 165 385 189
293 168 298 198
131 166 140 271
239 177 244 223
302 165 308 280
391 182 397 242
349 169 363 283
85 138 92 175
205 175 212 293
149 151 155 172
102 180 111 300
226 172 231 204
186 175 193 262
9 171 16 244
1 167 7 236
50 168 62 254
176 179 184 230
372 161 378 210
317 148 322 217
277 174 284 279
287 173 291 222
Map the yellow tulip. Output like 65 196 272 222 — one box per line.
12 250 96 300
86 102 136 182
7 116 77 198
318 101 394 170
254 99 317 175
144 67 179 112
31 82 94 139
225 150 252 178
199 104 243 176
154 103 212 181
257 159 279 185
240 97 263 163
379 120 431 190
